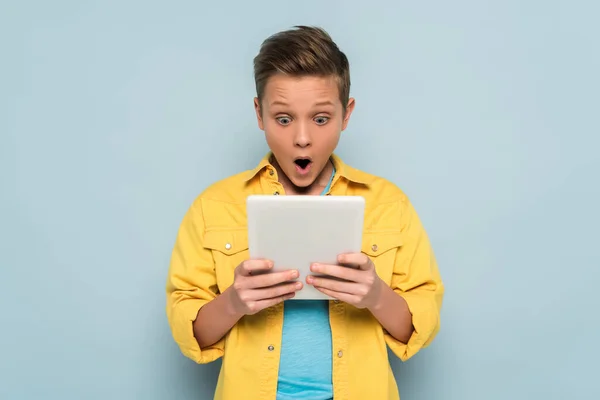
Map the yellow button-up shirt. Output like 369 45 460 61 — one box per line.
166 153 444 400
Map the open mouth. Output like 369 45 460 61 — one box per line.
294 158 312 171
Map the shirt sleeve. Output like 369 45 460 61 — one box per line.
165 198 225 364
385 198 445 362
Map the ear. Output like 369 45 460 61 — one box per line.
254 97 264 130
341 97 356 131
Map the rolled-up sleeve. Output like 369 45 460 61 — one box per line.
166 199 224 364
385 198 444 361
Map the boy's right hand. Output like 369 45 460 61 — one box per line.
226 259 302 316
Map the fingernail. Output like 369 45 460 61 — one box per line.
295 282 302 289
306 275 313 284
311 264 320 272
291 270 299 278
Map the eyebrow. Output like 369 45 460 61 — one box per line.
314 100 335 107
269 100 336 108
269 101 288 107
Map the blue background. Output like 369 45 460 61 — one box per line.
1 1 598 399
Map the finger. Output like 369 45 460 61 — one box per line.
237 259 273 276
337 253 373 270
307 275 359 295
247 269 299 289
313 286 357 304
248 281 303 300
252 291 296 313
310 263 362 282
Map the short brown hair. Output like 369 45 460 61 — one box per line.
253 26 351 112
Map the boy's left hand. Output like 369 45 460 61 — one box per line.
306 253 383 309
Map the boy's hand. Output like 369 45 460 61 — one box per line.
306 253 383 309
226 259 303 316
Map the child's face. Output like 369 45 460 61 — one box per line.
254 74 355 191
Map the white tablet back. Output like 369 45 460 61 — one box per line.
247 195 365 300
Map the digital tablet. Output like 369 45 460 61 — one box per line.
246 195 365 300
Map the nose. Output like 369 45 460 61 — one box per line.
293 122 311 148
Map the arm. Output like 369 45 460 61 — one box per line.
194 265 301 348
367 282 414 344
308 255 414 343
193 287 242 349
166 199 224 364
307 197 444 360
167 200 303 361
384 198 444 361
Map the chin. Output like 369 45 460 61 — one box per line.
289 177 313 189
287 173 315 189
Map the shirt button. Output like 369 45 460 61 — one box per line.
371 244 378 252
334 300 340 304
225 243 231 250
337 350 343 358
273 191 280 195
268 345 275 351
269 169 274 176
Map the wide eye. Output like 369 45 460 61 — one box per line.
276 116 292 126
314 116 329 125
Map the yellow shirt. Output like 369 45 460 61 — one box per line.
166 153 444 400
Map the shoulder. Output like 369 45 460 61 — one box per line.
343 163 409 205
340 163 416 232
188 159 264 207
185 169 256 229
196 170 253 204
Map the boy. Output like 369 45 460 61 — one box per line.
166 26 444 400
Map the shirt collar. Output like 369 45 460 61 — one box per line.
243 152 374 185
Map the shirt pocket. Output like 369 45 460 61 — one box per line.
361 230 403 285
203 227 249 292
